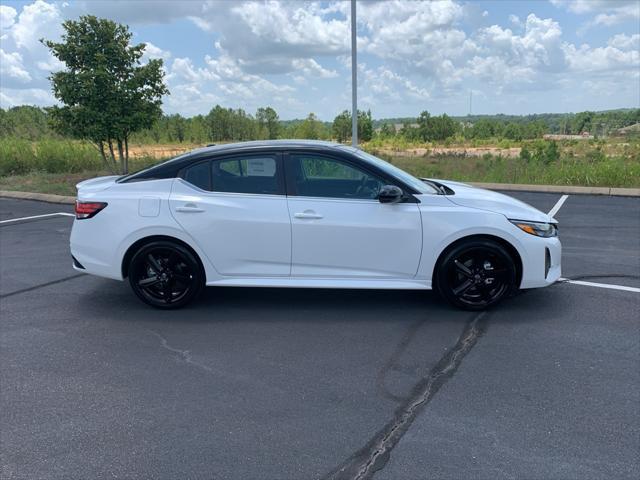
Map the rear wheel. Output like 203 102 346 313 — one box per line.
128 241 204 309
435 239 516 310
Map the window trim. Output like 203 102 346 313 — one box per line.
283 151 418 203
179 152 285 196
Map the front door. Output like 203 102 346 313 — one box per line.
170 153 291 277
285 152 422 278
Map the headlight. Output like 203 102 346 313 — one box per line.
510 220 558 237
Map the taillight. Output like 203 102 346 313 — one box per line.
75 201 108 219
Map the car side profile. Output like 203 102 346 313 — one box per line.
70 140 561 310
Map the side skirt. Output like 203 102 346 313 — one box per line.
205 277 431 290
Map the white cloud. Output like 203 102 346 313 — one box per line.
563 42 640 73
607 33 640 50
10 0 62 52
0 0 638 117
142 41 171 61
0 5 17 29
0 87 54 108
0 49 31 82
550 0 640 27
291 58 338 78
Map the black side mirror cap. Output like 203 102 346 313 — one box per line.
378 185 404 204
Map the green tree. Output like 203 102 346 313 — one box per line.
358 109 373 141
418 111 458 141
332 110 351 143
331 109 373 142
256 107 280 139
295 113 322 139
42 15 169 173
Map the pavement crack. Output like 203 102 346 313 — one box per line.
148 330 214 374
324 312 488 480
0 273 85 299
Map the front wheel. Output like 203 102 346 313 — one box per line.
435 239 517 310
128 241 204 309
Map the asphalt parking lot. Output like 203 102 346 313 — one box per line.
1 192 639 480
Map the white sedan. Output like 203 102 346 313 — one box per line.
70 140 561 310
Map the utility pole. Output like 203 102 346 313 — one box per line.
469 90 472 116
351 0 358 147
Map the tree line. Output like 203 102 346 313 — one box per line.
4 104 639 146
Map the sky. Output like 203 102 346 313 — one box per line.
0 0 639 120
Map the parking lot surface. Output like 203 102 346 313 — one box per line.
1 192 639 479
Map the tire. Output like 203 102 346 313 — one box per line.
435 239 517 310
128 240 204 309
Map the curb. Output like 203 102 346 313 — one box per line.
469 183 640 196
0 190 76 204
1 184 639 204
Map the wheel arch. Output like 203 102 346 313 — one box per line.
121 235 205 279
432 234 523 290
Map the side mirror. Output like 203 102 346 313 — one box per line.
378 185 404 204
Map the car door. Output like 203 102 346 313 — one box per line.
169 152 291 277
285 152 423 278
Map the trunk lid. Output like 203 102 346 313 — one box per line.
76 175 119 195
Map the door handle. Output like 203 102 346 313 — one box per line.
294 212 323 220
175 204 204 213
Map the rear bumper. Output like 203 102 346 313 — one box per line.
519 236 561 289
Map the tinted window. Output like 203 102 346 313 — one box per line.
291 154 384 199
183 161 210 190
211 156 279 195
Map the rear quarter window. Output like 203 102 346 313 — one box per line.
182 162 211 190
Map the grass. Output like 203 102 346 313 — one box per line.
376 153 640 187
0 137 638 196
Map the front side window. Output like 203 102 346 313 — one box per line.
290 154 385 199
211 155 279 195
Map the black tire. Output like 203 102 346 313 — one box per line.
435 239 516 310
128 240 204 309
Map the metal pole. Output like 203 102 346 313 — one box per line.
351 0 358 147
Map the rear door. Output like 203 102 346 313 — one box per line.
285 152 423 279
170 152 291 277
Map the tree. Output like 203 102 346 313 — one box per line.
358 110 373 141
167 114 186 143
418 111 458 141
332 110 351 143
256 107 280 139
295 113 322 139
42 15 169 174
331 109 373 142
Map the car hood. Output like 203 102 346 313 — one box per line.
429 178 554 223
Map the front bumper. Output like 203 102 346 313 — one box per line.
519 236 561 289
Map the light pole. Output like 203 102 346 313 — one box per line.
351 0 358 147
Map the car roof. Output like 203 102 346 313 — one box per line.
119 140 355 183
192 139 346 154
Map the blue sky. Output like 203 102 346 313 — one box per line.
1 0 639 120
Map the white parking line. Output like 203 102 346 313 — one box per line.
560 278 640 293
548 194 569 218
0 212 74 225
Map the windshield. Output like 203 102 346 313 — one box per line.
342 147 439 195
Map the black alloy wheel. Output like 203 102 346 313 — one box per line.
129 241 203 309
436 239 516 310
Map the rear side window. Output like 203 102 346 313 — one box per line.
211 155 280 195
182 161 210 190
